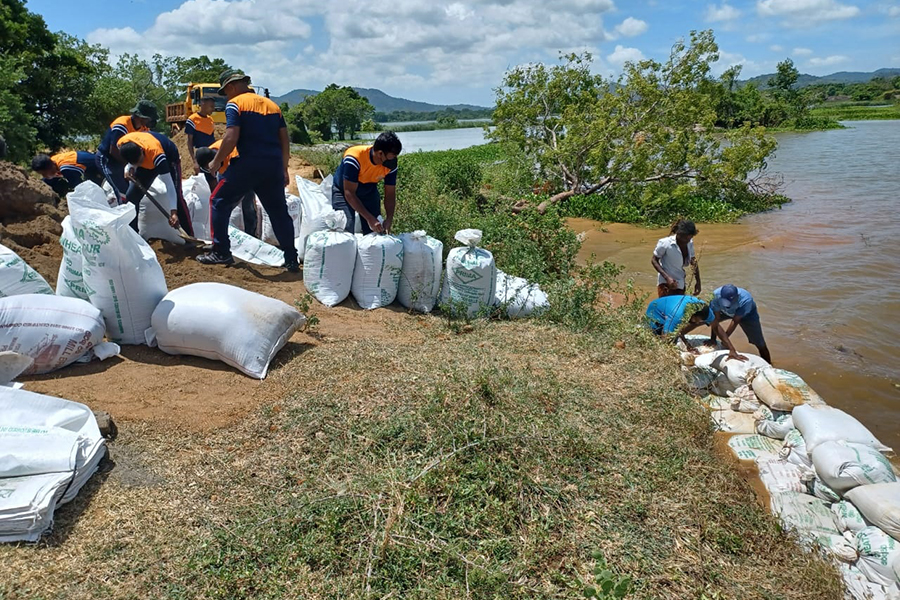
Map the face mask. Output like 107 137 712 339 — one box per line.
382 157 398 170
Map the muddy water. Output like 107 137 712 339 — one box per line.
571 120 900 450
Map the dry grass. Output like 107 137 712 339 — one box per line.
0 314 842 600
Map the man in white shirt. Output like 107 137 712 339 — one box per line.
651 219 701 297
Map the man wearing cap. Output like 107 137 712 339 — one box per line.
332 131 402 234
196 142 257 236
96 101 157 203
709 284 771 364
31 150 104 192
197 69 298 271
186 96 217 187
117 131 194 237
645 294 746 361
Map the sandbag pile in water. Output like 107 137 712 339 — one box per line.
683 349 900 598
0 388 106 542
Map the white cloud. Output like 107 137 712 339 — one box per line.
613 17 648 37
746 33 771 42
887 5 900 16
793 47 814 55
706 3 742 22
714 51 767 76
757 0 861 23
770 44 784 51
809 55 850 66
607 45 646 68
86 0 618 99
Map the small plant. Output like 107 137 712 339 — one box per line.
584 551 633 599
294 294 320 331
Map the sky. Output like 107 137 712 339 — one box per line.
26 0 900 106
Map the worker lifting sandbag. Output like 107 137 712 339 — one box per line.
845 483 900 541
0 294 117 374
352 233 404 310
443 229 496 318
792 404 891 454
303 211 357 307
0 244 53 297
811 440 896 495
397 230 443 313
146 282 306 379
67 181 168 345
751 367 825 411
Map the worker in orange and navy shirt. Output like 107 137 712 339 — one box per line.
116 131 194 237
31 150 104 193
195 140 257 236
96 100 157 203
332 131 402 234
186 96 217 186
198 69 298 271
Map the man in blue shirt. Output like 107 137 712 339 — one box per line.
709 284 771 364
646 294 746 360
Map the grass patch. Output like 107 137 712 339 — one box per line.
811 102 900 121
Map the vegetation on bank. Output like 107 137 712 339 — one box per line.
810 102 900 121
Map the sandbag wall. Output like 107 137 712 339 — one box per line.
684 340 900 599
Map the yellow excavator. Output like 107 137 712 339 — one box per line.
165 82 270 135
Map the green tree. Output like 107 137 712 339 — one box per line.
490 30 778 214
768 58 806 122
0 55 36 162
285 103 311 144
162 55 231 100
301 84 374 141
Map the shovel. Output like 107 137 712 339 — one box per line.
126 175 203 244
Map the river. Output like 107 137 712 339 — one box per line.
570 120 900 450
362 127 490 152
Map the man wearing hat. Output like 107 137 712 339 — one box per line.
197 69 298 271
96 100 157 203
709 284 771 364
186 96 217 189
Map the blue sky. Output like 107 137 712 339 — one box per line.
27 0 900 106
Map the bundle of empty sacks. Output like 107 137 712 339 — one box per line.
681 337 900 599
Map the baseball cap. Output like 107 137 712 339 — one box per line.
218 69 251 95
718 284 739 308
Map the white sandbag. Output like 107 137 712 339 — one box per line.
0 244 53 297
705 396 757 434
806 474 842 503
303 211 357 307
100 180 119 207
0 294 108 374
780 428 813 469
792 404 891 454
754 408 794 440
260 192 301 246
0 351 32 385
228 226 284 266
67 182 168 345
351 233 403 310
682 365 721 392
770 491 840 534
693 350 770 389
832 501 869 533
757 458 807 494
855 527 900 586
840 564 900 600
56 216 89 299
812 441 897 494
444 229 496 318
676 334 723 354
183 174 211 241
846 483 900 540
138 179 184 245
146 283 305 379
296 175 333 260
727 434 783 461
494 269 549 318
728 385 761 413
397 231 443 313
229 199 246 232
751 367 825 411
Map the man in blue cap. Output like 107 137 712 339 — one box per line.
645 294 746 360
709 284 771 364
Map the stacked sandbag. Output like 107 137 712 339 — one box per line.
352 233 404 310
138 179 184 245
303 211 356 307
846 483 900 541
443 229 496 318
693 350 770 393
769 492 859 563
397 230 443 313
705 396 757 434
0 294 118 374
751 367 825 411
853 526 900 587
67 181 169 345
494 269 549 318
296 175 332 260
792 404 892 454
0 388 106 542
0 244 53 297
146 283 306 379
260 192 301 246
183 175 211 241
754 405 794 440
811 441 896 494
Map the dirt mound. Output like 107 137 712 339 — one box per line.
0 160 58 219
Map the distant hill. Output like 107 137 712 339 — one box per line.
743 68 900 89
272 86 489 113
